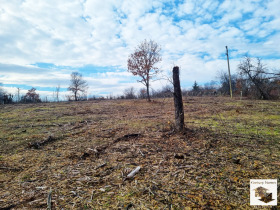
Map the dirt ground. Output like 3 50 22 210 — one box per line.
0 97 279 209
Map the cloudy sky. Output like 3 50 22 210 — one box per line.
0 0 280 99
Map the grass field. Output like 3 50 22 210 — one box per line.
0 97 279 209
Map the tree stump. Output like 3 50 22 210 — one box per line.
173 66 185 132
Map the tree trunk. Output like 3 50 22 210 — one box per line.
253 80 269 100
248 74 269 100
146 81 151 102
74 91 78 101
173 66 184 132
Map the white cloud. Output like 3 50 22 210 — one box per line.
0 64 73 88
0 0 280 96
178 1 194 15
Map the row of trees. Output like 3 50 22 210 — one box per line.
0 86 13 104
70 39 161 102
117 85 173 100
187 56 280 100
127 40 280 100
65 40 162 102
216 56 280 99
1 40 279 104
0 72 88 104
1 65 279 104
0 86 42 104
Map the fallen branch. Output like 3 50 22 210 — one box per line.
89 133 142 157
177 165 195 169
113 133 141 144
73 134 142 160
28 198 45 205
138 148 145 157
0 166 23 172
47 188 52 210
126 166 141 180
28 136 56 149
95 162 107 169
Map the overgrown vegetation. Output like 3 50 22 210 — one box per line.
0 97 279 209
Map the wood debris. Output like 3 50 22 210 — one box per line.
28 136 56 149
0 97 279 209
126 166 141 179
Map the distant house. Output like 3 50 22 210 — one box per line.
253 186 268 197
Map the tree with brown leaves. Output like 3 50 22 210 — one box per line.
23 87 41 103
127 40 161 102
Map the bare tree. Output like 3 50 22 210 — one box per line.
150 85 173 98
238 56 271 99
217 71 237 96
68 72 88 101
127 39 162 102
0 84 4 104
54 85 60 102
123 87 136 99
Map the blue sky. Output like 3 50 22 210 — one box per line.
0 0 280 99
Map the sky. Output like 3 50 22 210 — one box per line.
0 0 280 100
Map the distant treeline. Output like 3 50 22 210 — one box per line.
1 56 279 104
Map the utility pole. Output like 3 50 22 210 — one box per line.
17 87 21 102
225 46 233 98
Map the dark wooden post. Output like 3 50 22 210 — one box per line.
173 66 184 132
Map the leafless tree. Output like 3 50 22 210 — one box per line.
54 85 60 102
151 85 173 98
123 87 136 99
217 71 237 96
238 56 271 99
68 72 88 101
127 39 162 102
0 84 4 104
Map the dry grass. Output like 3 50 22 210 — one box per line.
0 97 279 209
